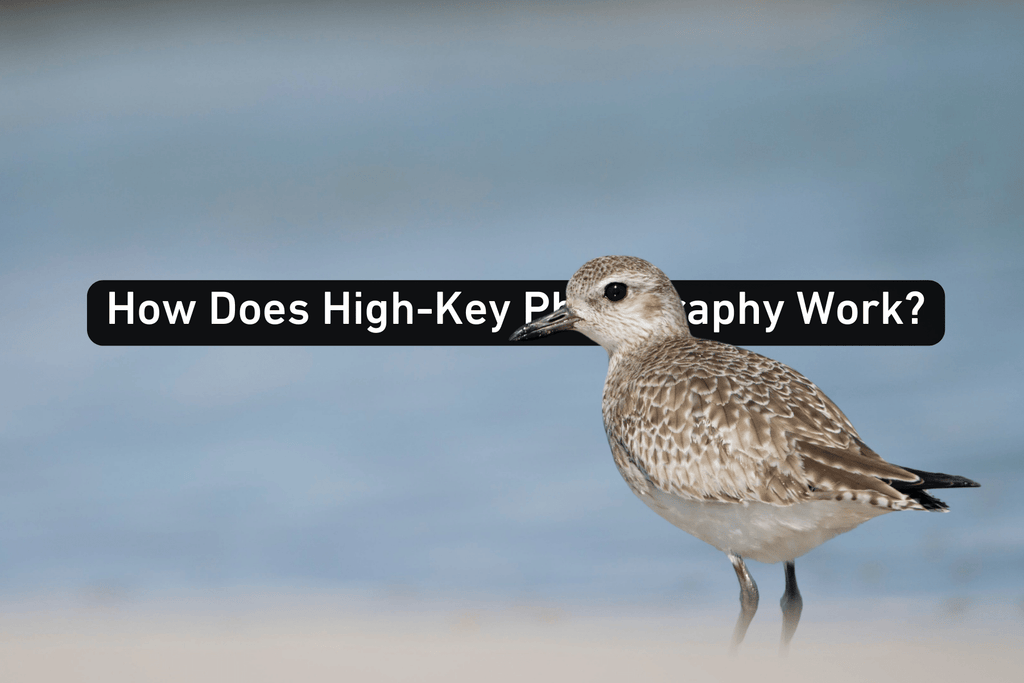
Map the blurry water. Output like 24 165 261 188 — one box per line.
0 0 1021 612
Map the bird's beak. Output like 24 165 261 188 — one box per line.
508 304 582 341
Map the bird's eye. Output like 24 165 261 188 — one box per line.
604 282 628 301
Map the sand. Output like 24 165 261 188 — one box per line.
2 591 1021 682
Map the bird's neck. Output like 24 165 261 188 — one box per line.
605 328 684 371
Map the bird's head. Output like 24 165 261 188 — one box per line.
509 255 689 355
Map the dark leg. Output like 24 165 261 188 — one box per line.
779 560 803 655
728 553 759 653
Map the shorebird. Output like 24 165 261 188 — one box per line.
510 256 979 653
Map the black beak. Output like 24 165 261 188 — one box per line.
508 304 582 341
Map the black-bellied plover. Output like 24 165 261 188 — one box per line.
510 255 979 653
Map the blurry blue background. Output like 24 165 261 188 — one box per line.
1 0 1021 615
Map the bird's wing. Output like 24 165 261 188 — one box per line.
604 339 921 508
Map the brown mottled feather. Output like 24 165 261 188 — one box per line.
603 335 922 509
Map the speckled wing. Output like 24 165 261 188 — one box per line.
603 338 923 509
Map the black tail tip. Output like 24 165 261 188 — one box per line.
888 467 980 511
899 467 981 490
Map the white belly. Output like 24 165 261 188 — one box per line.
638 486 892 564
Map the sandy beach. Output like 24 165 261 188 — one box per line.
3 591 1021 683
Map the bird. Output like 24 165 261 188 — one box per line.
509 255 979 653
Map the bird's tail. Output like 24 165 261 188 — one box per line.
887 466 981 511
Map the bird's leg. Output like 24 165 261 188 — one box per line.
728 553 759 653
779 560 803 655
